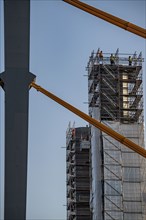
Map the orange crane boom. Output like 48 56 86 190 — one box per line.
31 82 146 158
63 0 146 38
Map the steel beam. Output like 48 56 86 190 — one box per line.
0 1 35 219
63 0 146 38
31 82 146 158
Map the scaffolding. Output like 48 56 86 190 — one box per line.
102 122 145 220
87 49 144 123
66 123 92 220
87 49 146 220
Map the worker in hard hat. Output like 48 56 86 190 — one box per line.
99 51 103 59
96 49 100 58
95 49 100 64
128 56 132 66
99 50 103 64
110 54 115 65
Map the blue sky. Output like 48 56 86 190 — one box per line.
0 0 146 219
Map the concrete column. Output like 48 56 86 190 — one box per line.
0 1 35 219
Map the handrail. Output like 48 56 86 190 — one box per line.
31 82 146 158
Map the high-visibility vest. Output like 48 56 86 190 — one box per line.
99 52 103 58
110 55 115 61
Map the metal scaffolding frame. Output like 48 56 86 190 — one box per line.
87 49 143 123
87 49 146 220
66 124 92 220
102 123 145 220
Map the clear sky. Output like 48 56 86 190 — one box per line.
0 0 146 219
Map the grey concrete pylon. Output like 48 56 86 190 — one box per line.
0 1 35 219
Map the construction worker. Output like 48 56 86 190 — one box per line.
99 50 103 64
99 50 103 60
96 49 100 58
110 54 115 65
94 49 100 64
72 128 75 138
128 56 132 66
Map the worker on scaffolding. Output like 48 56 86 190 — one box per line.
96 49 100 58
94 49 100 64
110 54 115 65
128 56 132 66
99 50 103 64
71 128 75 139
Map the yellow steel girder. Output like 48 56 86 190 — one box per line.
63 0 146 38
31 82 146 158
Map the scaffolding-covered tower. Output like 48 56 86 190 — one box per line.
66 124 92 220
87 49 146 220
